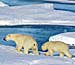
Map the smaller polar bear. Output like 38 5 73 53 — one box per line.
41 41 72 58
3 34 39 55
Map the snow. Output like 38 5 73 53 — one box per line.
0 44 75 65
49 32 75 46
0 2 8 7
0 3 75 25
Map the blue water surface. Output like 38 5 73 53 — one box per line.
0 25 75 50
0 0 45 6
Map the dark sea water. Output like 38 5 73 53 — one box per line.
0 0 45 6
0 25 75 50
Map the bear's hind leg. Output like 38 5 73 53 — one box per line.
64 51 72 58
24 48 29 55
32 47 39 55
32 43 39 55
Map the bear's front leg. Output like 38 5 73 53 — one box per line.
16 46 18 51
48 49 54 56
16 47 22 52
16 43 22 52
60 52 64 57
44 52 50 56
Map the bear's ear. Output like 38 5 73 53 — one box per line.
8 34 11 37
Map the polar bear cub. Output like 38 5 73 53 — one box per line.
4 34 39 55
41 41 72 58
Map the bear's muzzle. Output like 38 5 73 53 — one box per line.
3 37 6 41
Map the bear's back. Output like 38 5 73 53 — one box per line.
48 41 68 51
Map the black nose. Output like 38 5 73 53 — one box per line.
3 37 6 41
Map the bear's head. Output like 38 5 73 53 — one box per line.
3 34 15 41
41 42 48 51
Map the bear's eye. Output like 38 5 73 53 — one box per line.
43 45 45 46
34 44 35 46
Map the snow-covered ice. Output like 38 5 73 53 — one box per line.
0 1 8 7
0 44 75 65
49 32 75 46
0 3 75 25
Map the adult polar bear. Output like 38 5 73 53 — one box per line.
41 41 72 58
4 34 39 55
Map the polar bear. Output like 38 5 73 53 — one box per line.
41 41 72 58
3 34 39 55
